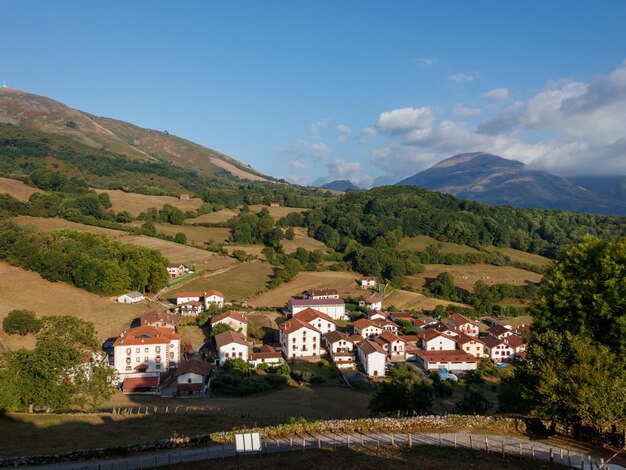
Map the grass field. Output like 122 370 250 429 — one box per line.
0 262 145 350
248 271 364 308
12 216 237 271
247 311 283 343
94 189 203 216
168 262 273 302
181 445 569 470
404 264 543 293
0 176 41 201
487 247 552 266
152 222 231 244
282 227 328 254
399 236 481 254
249 204 308 220
187 208 239 224
384 289 469 311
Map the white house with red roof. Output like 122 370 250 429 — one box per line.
204 290 226 309
454 333 486 358
360 295 383 311
211 310 248 335
293 308 336 336
113 326 181 380
288 298 346 320
357 340 386 378
167 263 187 278
482 335 515 361
214 330 249 365
279 317 322 361
176 301 204 317
324 330 358 369
446 313 480 337
367 310 387 321
352 318 383 339
487 324 515 341
174 291 205 305
415 350 478 372
249 345 283 367
173 359 212 396
304 288 340 300
420 329 458 351
359 277 378 289
374 331 406 362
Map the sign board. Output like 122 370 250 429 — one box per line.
235 432 262 454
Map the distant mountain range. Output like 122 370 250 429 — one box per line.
319 180 362 192
396 152 626 216
0 87 268 181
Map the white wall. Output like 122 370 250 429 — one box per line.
280 327 321 359
218 342 248 364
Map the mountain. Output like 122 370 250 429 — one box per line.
567 175 626 202
319 180 362 192
396 152 626 216
0 87 268 181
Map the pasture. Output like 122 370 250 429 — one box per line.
384 289 469 311
152 222 231 244
186 208 239 224
249 204 308 220
282 227 328 254
399 236 481 254
94 189 203 216
0 177 41 200
403 264 543 293
487 246 552 266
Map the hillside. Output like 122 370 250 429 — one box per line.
0 87 267 181
396 152 626 216
568 175 626 202
319 180 362 192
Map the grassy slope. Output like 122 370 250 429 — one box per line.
399 235 481 254
0 177 41 201
95 189 203 216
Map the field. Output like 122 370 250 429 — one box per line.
0 176 41 200
94 189 203 216
282 227 328 254
249 204 308 220
168 262 274 301
399 235 481 254
152 222 231 244
187 208 239 224
487 247 552 266
384 289 469 311
12 216 237 271
248 271 364 308
404 264 543 293
0 262 145 350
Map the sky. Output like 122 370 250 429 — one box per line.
2 1 626 187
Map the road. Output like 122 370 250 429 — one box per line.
18 431 612 469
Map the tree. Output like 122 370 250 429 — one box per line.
210 323 233 337
160 204 185 225
455 388 492 415
369 364 433 415
284 227 295 240
2 310 41 336
174 232 187 244
141 221 157 237
531 236 626 354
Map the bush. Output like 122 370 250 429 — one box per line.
2 310 42 336
257 362 270 371
264 374 288 386
309 375 326 384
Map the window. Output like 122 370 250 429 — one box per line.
126 358 131 364
239 352 242 357
144 348 149 353
135 357 140 362
156 346 161 353
126 348 131 355
156 365 161 370
144 357 149 362
125 366 132 371
136 348 140 353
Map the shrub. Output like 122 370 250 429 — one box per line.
2 310 42 336
257 363 270 371
310 375 326 384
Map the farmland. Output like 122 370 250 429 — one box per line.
282 227 328 254
249 204 308 220
151 222 231 244
399 236 481 254
94 189 203 216
187 208 239 224
384 289 469 311
0 177 41 201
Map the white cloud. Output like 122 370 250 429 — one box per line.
413 57 437 67
289 159 308 170
448 72 475 83
277 139 331 160
357 127 377 144
482 87 509 100
371 60 626 177
280 175 312 186
376 107 435 133
319 158 374 188
309 118 329 136
336 124 351 143
453 105 483 119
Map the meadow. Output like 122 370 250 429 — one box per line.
0 176 41 200
94 189 203 216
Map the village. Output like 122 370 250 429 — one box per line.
109 267 529 396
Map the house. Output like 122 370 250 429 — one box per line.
140 310 180 330
279 317 322 361
173 359 212 396
446 313 480 337
211 310 248 335
414 350 478 372
454 333 486 358
174 291 205 305
360 277 378 289
419 316 439 327
420 329 458 351
482 335 515 362
388 312 412 322
352 318 383 339
293 308 336 336
167 263 186 278
357 340 386 378
214 330 249 365
504 334 526 356
121 376 160 394
249 345 283 367
117 291 145 304
359 296 383 311
204 290 225 309
487 324 515 340
374 331 406 362
179 193 190 201
303 288 340 300
324 330 357 369
176 301 204 317
367 310 387 321
372 319 400 334
113 326 181 379
287 298 347 320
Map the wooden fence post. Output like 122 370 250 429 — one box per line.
318 436 321 448
454 434 457 449
391 434 395 446
531 446 535 460
439 434 442 447
408 434 412 448
302 436 306 452
485 437 489 454
470 435 473 450
549 448 554 463
501 441 505 460
519 443 523 462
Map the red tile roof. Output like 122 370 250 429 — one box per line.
305 288 339 296
279 317 320 335
325 330 352 344
206 290 225 298
211 310 247 325
140 310 180 327
250 345 282 360
294 307 336 324
352 318 377 330
488 325 511 337
174 359 213 378
447 313 479 327
289 298 345 306
175 291 206 298
359 339 386 355
416 350 478 363
214 330 248 349
122 376 159 390
114 326 181 346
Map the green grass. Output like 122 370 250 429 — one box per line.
398 236 481 254
291 358 342 382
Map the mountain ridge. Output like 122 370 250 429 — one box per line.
397 152 626 216
319 180 362 192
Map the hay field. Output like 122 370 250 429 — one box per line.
282 227 328 254
249 204 308 220
94 189 203 216
0 262 145 350
152 222 231 244
12 216 236 271
384 289 469 311
248 271 363 308
0 177 41 201
186 208 239 224
168 262 273 301
399 236 481 254
487 247 552 266
404 264 543 293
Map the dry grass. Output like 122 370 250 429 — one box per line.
487 247 552 266
248 271 364 308
187 208 239 224
0 262 145 350
12 216 236 271
94 189 203 216
227 244 268 259
152 222 231 244
168 262 273 301
384 289 469 311
0 177 41 201
404 264 543 293
249 204 308 220
282 227 328 254
399 236 481 254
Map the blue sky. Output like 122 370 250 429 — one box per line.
2 1 626 186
